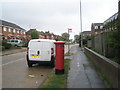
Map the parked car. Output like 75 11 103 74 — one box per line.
7 39 22 47
26 39 56 67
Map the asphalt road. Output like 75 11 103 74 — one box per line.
2 52 52 88
1 45 74 88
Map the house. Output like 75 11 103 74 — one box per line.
39 31 56 40
91 23 103 35
103 0 119 30
82 31 91 39
26 29 57 40
26 29 37 40
0 20 26 42
103 13 118 32
118 0 120 19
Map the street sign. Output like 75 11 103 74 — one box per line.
68 28 72 33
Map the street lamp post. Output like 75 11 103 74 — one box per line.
80 0 83 50
68 28 70 54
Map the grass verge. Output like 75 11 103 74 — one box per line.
65 52 73 56
40 59 71 88
65 43 74 45
1 48 26 55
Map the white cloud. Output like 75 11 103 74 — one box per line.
0 3 2 19
0 0 118 39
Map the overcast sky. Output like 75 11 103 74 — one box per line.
0 0 118 39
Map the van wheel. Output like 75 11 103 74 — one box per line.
26 55 32 67
14 45 18 47
27 61 33 67
51 56 55 68
51 63 55 68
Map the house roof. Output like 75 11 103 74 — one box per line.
0 19 25 31
82 31 91 34
92 23 103 27
26 29 37 35
103 13 118 25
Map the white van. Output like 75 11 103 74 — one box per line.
7 39 22 47
26 39 56 67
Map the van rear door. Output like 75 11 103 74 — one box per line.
28 41 51 61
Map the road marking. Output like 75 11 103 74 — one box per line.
2 58 24 66
77 62 80 67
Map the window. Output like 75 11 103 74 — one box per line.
17 30 19 33
100 26 103 29
95 26 98 29
4 27 7 31
24 31 26 34
13 29 16 33
11 40 14 42
15 40 18 42
9 28 11 32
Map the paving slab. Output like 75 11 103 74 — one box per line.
67 44 105 88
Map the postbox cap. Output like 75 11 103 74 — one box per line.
54 41 65 44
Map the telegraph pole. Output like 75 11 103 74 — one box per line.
80 0 83 50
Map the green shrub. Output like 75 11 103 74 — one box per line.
2 40 7 46
5 43 12 49
22 41 29 47
2 40 12 49
0 45 5 51
0 40 2 46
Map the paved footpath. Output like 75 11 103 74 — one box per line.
67 44 105 88
0 48 26 56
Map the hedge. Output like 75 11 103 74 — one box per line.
2 40 12 49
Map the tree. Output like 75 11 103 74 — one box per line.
61 32 69 41
55 35 63 41
79 33 92 47
107 20 120 48
74 35 80 43
106 20 120 63
30 30 39 39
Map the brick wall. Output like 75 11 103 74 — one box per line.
2 26 26 42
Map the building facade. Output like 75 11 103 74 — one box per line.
103 13 118 32
0 20 26 42
118 0 120 19
82 31 91 39
90 0 120 58
91 23 103 35
26 29 57 40
39 31 57 40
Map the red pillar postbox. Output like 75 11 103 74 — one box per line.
54 41 65 74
